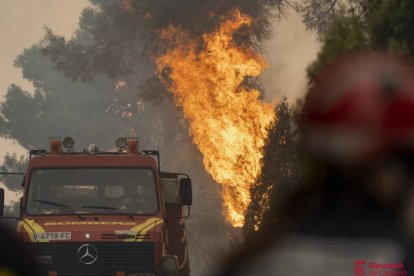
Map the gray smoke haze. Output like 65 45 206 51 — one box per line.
262 8 319 103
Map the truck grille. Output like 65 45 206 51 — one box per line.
29 242 155 275
101 233 150 240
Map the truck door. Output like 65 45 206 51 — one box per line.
161 172 190 275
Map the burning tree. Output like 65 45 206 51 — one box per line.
155 11 275 227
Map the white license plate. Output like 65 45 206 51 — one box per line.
33 232 71 240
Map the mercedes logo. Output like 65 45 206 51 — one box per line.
77 244 98 265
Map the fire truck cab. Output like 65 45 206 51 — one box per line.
0 137 192 276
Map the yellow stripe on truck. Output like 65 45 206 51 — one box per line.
135 219 164 242
124 218 163 242
20 219 48 243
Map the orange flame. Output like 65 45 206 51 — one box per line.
156 10 275 227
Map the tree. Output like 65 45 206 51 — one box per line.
365 0 414 56
295 0 366 38
306 0 414 82
244 97 301 236
306 15 367 81
1 154 27 216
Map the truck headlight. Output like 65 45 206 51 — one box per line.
161 255 178 273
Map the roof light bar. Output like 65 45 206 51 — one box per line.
115 137 128 151
126 138 138 155
88 144 99 155
49 137 62 155
62 137 75 151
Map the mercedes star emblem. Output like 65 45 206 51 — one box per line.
77 244 98 265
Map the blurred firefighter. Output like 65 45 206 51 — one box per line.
222 51 414 275
0 221 36 276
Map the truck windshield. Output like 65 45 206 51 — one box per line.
26 168 158 215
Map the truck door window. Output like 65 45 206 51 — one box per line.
26 168 159 215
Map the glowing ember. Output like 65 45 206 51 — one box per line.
156 10 275 227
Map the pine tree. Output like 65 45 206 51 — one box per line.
307 0 414 82
244 97 301 236
1 154 26 216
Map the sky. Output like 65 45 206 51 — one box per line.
0 1 319 204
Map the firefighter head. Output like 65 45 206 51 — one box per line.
301 51 414 165
300 51 414 233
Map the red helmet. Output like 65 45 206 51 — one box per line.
301 51 414 164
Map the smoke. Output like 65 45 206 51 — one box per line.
262 8 319 102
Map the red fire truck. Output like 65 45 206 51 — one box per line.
0 137 192 276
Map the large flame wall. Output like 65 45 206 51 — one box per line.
156 11 275 227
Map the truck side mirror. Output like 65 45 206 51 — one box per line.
179 178 192 206
0 188 4 216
